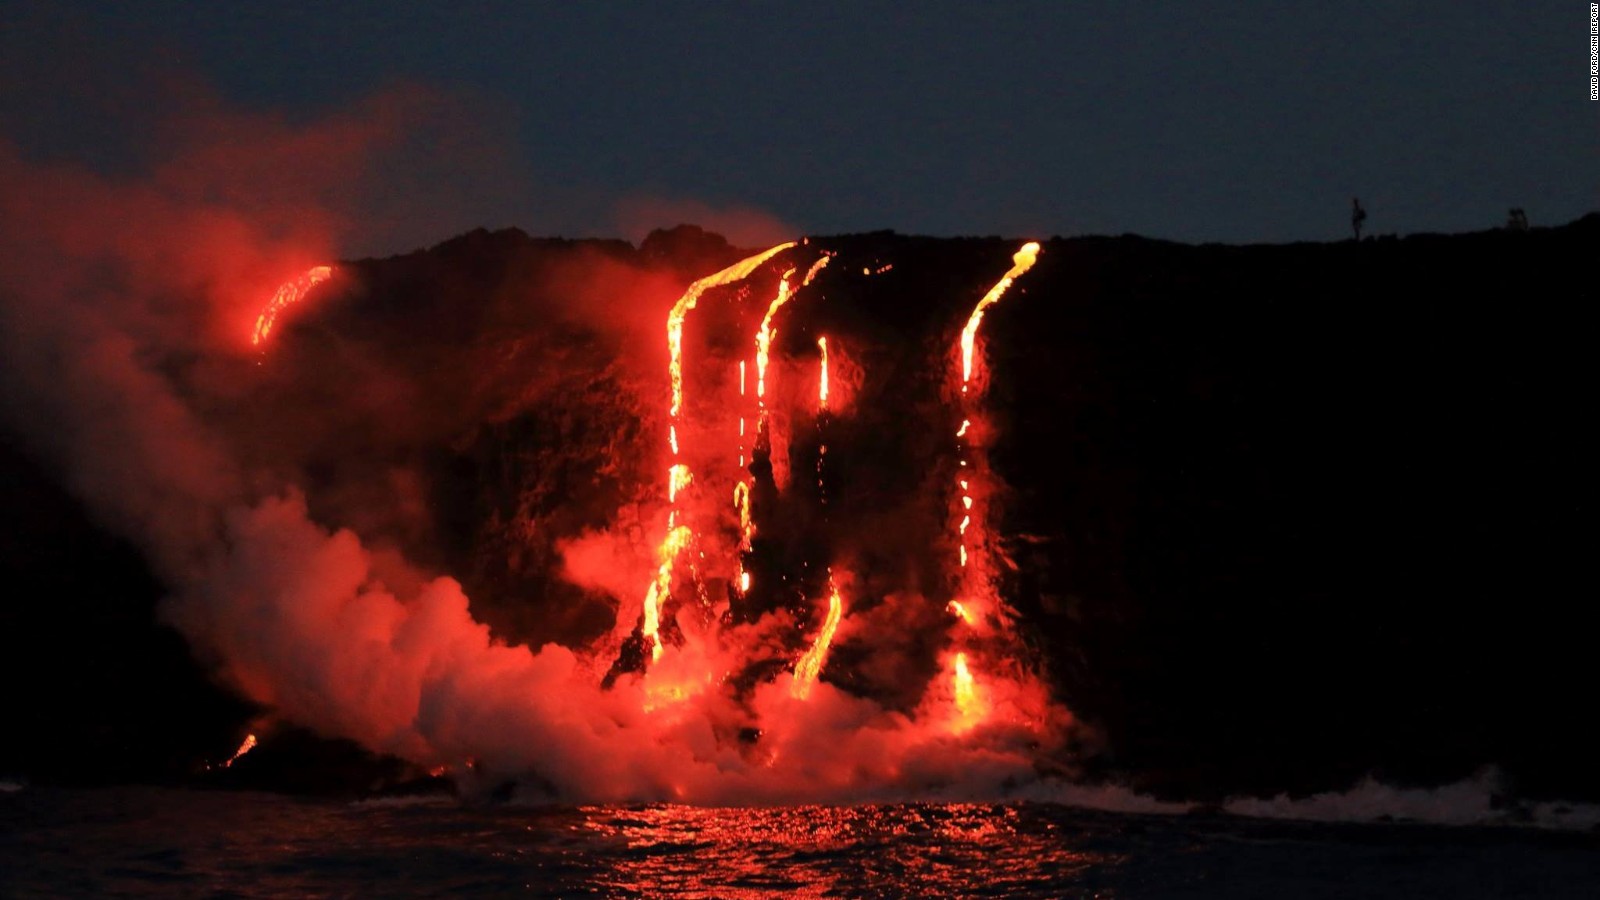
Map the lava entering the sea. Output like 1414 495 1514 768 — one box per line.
603 236 1049 744
636 242 796 668
220 234 1070 802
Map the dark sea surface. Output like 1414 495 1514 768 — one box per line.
2 787 1598 898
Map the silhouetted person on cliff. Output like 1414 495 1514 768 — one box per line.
1351 197 1367 241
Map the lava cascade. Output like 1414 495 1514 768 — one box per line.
636 242 796 665
944 242 1041 705
609 237 1050 744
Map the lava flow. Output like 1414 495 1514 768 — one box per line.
639 242 795 665
792 580 843 698
252 265 333 345
790 332 843 697
221 733 257 768
732 252 830 606
946 241 1041 719
817 336 830 410
960 243 1039 389
953 241 1041 608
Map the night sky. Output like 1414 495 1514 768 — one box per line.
3 1 1593 254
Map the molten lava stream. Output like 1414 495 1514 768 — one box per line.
944 242 1041 723
792 334 845 699
959 242 1039 391
950 652 983 731
792 580 843 699
817 336 830 410
222 733 257 768
737 252 831 606
253 265 333 346
638 242 794 670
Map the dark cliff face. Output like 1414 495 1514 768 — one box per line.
988 225 1593 798
2 217 1593 799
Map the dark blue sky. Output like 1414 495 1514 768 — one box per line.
3 1 1593 252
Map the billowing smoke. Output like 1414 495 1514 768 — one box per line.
0 86 1084 803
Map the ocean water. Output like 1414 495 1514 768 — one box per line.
2 787 1597 898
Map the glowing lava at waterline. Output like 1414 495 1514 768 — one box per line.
947 241 1042 715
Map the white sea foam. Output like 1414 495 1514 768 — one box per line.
1224 769 1600 831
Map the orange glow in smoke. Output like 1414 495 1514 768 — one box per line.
222 733 258 768
792 581 844 698
252 265 332 345
947 599 975 625
960 242 1040 389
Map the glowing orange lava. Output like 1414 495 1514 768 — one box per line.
252 266 333 345
960 242 1040 389
640 242 795 669
670 243 794 416
941 243 1043 728
642 525 693 663
755 268 797 402
733 483 753 550
668 464 692 503
952 241 1043 611
952 653 978 725
733 481 753 595
792 581 844 698
817 336 830 409
801 253 833 286
222 733 257 768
